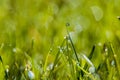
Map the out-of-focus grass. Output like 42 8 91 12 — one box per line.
0 0 120 80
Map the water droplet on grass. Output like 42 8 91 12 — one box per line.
66 23 70 27
47 63 54 71
28 70 35 80
105 48 108 52
89 66 96 74
60 48 63 53
111 60 115 67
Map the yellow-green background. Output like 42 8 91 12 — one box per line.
0 0 120 79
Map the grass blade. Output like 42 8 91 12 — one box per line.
0 56 3 64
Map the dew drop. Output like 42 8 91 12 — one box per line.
66 23 70 27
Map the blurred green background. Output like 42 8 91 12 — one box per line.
0 0 120 79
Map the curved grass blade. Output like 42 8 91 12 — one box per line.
109 42 120 78
48 39 66 79
66 24 81 80
81 45 95 77
84 45 95 69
